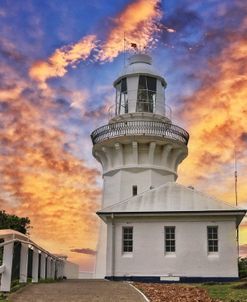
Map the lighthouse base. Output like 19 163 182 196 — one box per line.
94 222 107 279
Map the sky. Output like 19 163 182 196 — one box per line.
0 0 246 271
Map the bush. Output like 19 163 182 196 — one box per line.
239 257 247 278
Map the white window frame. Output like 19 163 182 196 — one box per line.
122 226 133 254
165 226 176 254
207 226 219 254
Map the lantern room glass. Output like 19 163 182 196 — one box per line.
137 76 157 113
115 78 128 115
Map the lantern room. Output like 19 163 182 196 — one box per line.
113 53 168 118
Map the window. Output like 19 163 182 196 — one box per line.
207 226 218 252
122 227 133 253
115 78 128 114
137 76 157 113
132 185 137 196
165 226 175 253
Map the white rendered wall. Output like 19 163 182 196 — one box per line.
94 138 187 278
106 216 238 278
64 261 79 279
103 169 174 208
94 222 107 278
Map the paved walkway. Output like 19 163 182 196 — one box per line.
9 280 146 302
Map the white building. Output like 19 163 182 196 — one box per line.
91 53 246 282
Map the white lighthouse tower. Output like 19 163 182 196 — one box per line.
91 54 189 278
92 53 245 281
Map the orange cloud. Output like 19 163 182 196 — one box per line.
178 17 247 207
29 0 162 84
96 0 161 61
0 60 101 269
29 35 96 85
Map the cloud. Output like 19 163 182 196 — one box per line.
178 12 247 203
240 244 247 257
95 0 162 61
0 53 101 268
0 37 26 63
29 0 162 85
29 35 96 86
70 248 96 255
240 132 247 144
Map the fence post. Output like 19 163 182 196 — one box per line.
0 237 14 292
56 261 61 279
32 247 39 283
47 257 51 278
51 259 55 279
61 261 65 278
40 252 46 279
19 243 28 283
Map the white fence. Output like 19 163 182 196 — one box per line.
0 229 65 292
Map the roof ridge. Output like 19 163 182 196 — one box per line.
167 182 243 210
99 181 246 213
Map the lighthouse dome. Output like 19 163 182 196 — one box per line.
114 54 166 87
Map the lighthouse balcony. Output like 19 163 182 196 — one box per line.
91 120 189 146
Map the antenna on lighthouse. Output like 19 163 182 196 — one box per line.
234 146 239 259
123 32 126 67
234 146 238 207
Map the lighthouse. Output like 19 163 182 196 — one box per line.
91 54 245 281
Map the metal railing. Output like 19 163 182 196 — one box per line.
91 120 189 145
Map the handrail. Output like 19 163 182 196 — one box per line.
91 120 189 145
0 238 63 261
0 231 64 261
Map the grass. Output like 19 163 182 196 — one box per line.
0 293 7 301
199 281 247 302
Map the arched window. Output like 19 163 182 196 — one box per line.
137 76 157 113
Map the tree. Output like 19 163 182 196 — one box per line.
239 257 247 278
0 211 31 235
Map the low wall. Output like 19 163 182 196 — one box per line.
64 261 79 279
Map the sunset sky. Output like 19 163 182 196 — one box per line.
0 0 246 271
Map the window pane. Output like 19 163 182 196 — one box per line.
121 78 127 92
208 246 214 252
138 76 146 89
132 186 137 196
165 227 175 253
147 77 156 91
208 227 218 253
123 227 133 253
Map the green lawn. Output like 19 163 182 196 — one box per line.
200 282 247 302
0 294 7 301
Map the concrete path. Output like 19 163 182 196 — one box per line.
9 280 146 302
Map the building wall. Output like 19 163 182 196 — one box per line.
103 169 174 208
106 216 238 278
79 271 94 279
64 261 79 279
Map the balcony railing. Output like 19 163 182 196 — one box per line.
91 120 189 145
